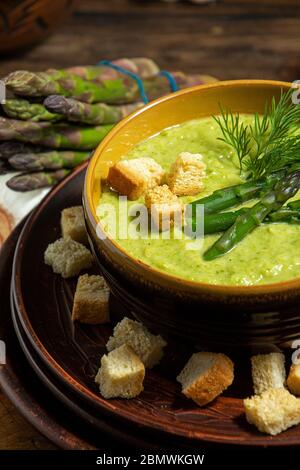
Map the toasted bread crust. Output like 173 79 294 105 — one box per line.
107 158 165 200
44 238 93 278
72 274 110 324
167 152 206 196
177 352 234 406
108 165 142 200
287 364 300 396
95 344 145 399
61 206 88 245
244 388 300 435
144 184 183 230
251 353 286 395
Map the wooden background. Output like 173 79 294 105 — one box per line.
1 0 300 450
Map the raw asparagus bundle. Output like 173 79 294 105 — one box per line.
9 150 90 171
1 58 217 192
6 169 70 192
43 96 143 125
0 117 113 149
4 70 215 104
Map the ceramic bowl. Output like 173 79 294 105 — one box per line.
0 0 75 53
84 80 300 352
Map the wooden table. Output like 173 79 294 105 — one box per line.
1 0 300 450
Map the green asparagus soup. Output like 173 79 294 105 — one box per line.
99 116 300 286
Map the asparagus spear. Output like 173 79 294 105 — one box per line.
203 170 300 261
201 202 300 234
6 169 70 192
288 200 300 210
66 57 160 80
44 96 142 125
0 117 113 149
2 98 61 122
4 69 130 103
190 171 285 215
4 70 212 104
9 150 90 171
266 207 300 223
0 141 46 159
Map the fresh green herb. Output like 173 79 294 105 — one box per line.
213 89 300 179
213 107 251 170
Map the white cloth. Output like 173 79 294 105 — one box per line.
0 174 48 237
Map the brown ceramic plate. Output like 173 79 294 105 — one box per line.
10 292 171 450
11 164 300 447
0 222 96 450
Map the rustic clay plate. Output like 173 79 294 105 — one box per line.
11 164 300 447
10 293 171 450
0 223 96 450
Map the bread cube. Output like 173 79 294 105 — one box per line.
95 344 145 399
106 317 166 368
144 184 183 230
251 352 286 395
177 352 234 406
61 206 88 245
244 388 300 435
44 238 93 278
287 364 300 396
72 274 110 324
167 152 206 196
107 157 165 200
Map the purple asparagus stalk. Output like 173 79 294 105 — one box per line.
44 95 143 125
6 169 70 192
0 117 113 150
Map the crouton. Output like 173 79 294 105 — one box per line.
144 184 183 230
106 317 166 368
287 364 300 396
244 388 300 435
95 344 145 399
72 274 110 324
107 157 165 200
177 352 234 406
167 152 206 196
251 352 286 395
61 206 88 245
44 238 93 278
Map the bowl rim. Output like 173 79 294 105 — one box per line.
84 79 300 295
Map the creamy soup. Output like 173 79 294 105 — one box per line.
99 116 300 286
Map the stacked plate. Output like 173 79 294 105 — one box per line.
1 163 300 449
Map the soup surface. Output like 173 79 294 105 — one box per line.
99 116 300 286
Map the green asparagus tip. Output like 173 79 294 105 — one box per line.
203 246 224 262
4 71 38 95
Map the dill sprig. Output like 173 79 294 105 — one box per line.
213 89 300 179
213 107 251 169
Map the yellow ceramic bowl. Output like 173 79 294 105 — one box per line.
84 80 300 351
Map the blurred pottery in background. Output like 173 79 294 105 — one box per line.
0 0 75 54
